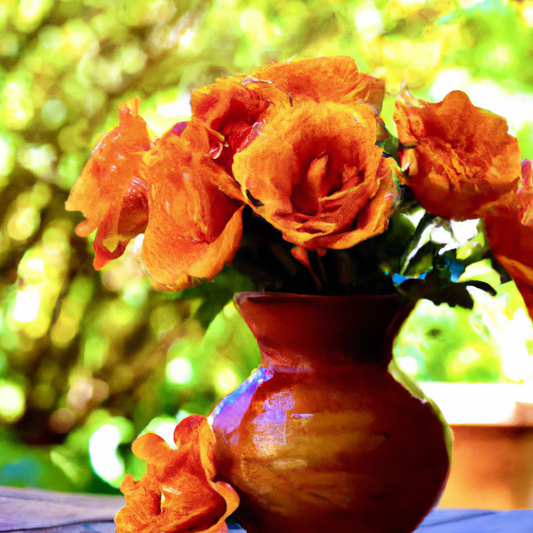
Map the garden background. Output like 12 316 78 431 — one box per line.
0 0 532 494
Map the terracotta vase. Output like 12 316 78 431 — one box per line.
211 292 450 533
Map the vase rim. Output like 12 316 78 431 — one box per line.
234 291 402 305
233 290 405 369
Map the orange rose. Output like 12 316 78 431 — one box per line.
67 98 245 290
115 415 239 533
485 159 533 318
67 58 392 286
231 100 399 250
190 56 387 170
187 57 397 255
394 90 521 220
65 98 153 269
140 121 244 290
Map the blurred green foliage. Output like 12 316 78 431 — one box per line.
0 0 532 494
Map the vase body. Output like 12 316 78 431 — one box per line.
211 292 450 533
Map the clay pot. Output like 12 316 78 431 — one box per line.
211 292 450 533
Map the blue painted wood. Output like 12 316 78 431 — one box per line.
3 510 533 532
227 510 533 532
2 523 116 532
417 509 533 533
1 487 532 532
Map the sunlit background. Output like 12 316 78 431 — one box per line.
0 0 532 494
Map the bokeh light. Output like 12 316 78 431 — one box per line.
0 381 26 423
89 424 124 487
166 357 194 385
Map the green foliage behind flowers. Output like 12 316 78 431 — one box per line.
0 0 531 494
395 260 533 383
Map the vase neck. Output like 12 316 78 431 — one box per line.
235 292 404 370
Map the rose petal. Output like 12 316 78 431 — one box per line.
191 77 270 134
323 158 400 249
518 159 533 226
205 481 241 533
393 90 521 221
65 98 152 268
251 55 386 113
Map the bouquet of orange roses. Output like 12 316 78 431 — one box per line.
66 56 531 532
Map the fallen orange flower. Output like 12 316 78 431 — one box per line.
65 98 153 269
115 414 239 533
394 90 521 221
485 159 533 318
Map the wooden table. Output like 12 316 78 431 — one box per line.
1 486 532 532
0 486 120 532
